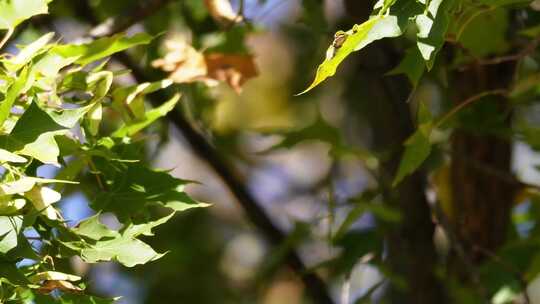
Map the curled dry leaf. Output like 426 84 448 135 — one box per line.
152 39 258 93
37 280 83 294
151 39 209 84
203 0 243 26
205 53 258 94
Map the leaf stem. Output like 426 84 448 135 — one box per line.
87 158 106 190
0 28 14 51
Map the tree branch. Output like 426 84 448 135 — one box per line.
435 89 508 128
70 1 335 303
89 0 174 37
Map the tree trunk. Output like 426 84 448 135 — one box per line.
449 63 516 263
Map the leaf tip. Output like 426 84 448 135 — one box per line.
295 79 322 96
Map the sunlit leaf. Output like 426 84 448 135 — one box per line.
52 33 153 66
416 0 456 68
0 66 30 127
0 0 51 30
0 216 23 253
112 93 181 138
24 186 61 220
0 148 26 163
112 80 173 122
299 15 401 94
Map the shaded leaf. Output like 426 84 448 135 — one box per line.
264 117 343 151
392 102 433 186
388 47 425 86
92 162 207 222
392 125 432 186
458 8 509 57
0 262 29 285
0 102 65 152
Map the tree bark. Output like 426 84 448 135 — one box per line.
449 63 516 263
341 0 448 302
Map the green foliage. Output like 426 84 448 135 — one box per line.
0 0 538 302
393 102 433 186
300 14 402 94
0 0 51 30
301 0 456 93
0 2 207 302
296 0 540 301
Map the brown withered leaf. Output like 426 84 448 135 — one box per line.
151 39 209 84
205 53 258 93
152 39 258 93
37 280 83 294
203 0 243 27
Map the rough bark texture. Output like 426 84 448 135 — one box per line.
450 63 516 262
366 51 446 304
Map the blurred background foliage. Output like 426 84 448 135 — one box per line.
8 0 540 303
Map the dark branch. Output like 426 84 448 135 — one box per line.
70 1 335 303
88 0 174 37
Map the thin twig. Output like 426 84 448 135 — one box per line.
87 158 105 190
237 0 245 20
454 151 540 192
435 89 508 128
477 38 539 66
88 0 173 37
448 36 540 70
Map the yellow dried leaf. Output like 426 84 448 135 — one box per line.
37 280 83 294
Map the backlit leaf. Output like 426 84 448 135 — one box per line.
299 15 401 94
0 0 51 30
52 33 153 66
